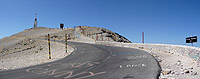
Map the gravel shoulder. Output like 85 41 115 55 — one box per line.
146 49 200 79
0 27 74 71
0 39 73 71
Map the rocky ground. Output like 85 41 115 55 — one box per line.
0 27 74 71
0 38 73 71
146 49 200 79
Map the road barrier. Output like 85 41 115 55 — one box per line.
48 34 51 59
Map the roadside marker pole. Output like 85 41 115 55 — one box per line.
65 33 68 53
112 35 117 41
48 34 51 59
102 34 103 41
142 32 144 44
191 35 193 46
54 34 55 42
92 33 93 39
96 34 98 41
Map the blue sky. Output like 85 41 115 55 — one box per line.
0 0 200 47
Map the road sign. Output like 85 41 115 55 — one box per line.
186 36 197 43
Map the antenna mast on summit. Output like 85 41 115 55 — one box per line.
34 13 37 28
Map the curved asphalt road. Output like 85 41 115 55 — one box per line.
0 41 161 79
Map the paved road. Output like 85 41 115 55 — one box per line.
0 41 161 79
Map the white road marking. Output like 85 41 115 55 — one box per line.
103 56 111 62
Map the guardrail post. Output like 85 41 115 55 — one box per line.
65 33 68 53
96 33 98 41
91 33 93 39
102 34 103 41
142 32 144 43
48 34 51 59
54 34 55 42
112 35 117 41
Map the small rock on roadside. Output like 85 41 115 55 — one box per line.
162 69 171 75
153 54 159 57
191 71 198 75
184 69 190 73
176 62 181 66
188 67 193 70
158 59 162 62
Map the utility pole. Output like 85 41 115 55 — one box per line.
34 13 37 28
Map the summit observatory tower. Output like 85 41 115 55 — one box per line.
34 13 37 28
